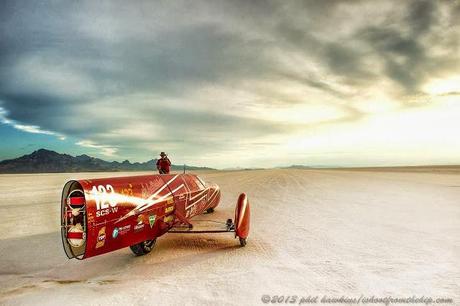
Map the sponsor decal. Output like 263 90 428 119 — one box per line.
119 225 131 235
149 215 156 228
112 224 131 239
112 227 119 238
134 224 144 232
167 197 174 204
164 215 174 223
96 226 106 248
91 184 118 218
134 215 145 232
113 225 131 238
165 205 174 214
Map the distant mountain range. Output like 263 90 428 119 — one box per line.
0 149 214 173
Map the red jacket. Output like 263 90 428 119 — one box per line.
156 157 171 174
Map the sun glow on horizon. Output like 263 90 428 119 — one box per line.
424 76 460 96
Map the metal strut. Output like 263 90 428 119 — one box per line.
168 229 235 234
168 218 235 234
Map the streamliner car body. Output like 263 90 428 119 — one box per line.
61 173 250 259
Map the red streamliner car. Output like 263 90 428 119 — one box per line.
61 173 250 259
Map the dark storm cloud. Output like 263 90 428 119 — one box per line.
275 21 374 86
322 42 374 83
0 0 459 161
359 26 426 93
0 93 76 128
289 0 458 95
408 0 437 36
356 0 459 96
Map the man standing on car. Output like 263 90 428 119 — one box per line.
156 152 171 174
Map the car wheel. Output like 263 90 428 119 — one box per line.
130 239 156 256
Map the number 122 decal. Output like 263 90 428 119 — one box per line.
91 184 118 217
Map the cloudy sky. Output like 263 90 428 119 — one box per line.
1 0 460 168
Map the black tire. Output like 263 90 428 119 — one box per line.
206 207 214 214
239 237 247 247
130 239 156 256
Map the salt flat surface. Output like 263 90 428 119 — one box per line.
0 169 458 305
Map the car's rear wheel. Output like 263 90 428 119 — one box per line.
130 239 156 256
239 237 247 247
206 207 214 214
